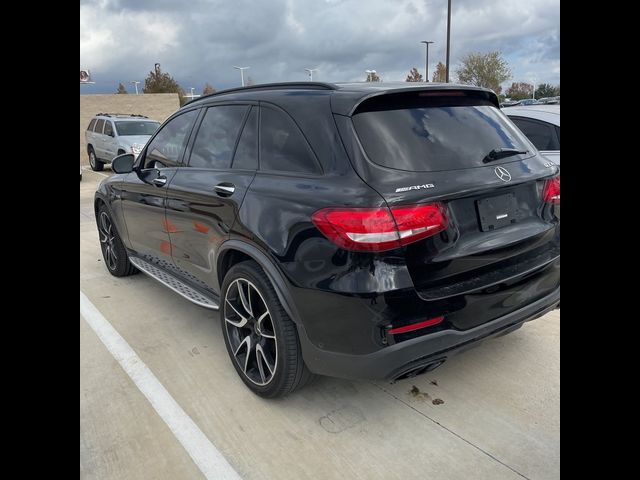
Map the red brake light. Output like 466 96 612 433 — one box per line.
543 176 560 205
388 316 445 335
311 203 448 252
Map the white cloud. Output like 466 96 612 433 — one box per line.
80 0 559 92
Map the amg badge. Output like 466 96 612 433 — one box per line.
395 183 435 193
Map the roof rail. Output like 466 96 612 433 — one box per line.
184 82 337 106
95 113 149 118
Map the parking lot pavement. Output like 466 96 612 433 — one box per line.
80 169 560 480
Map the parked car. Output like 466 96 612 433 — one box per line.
504 105 560 165
536 96 560 105
95 82 560 397
85 114 160 171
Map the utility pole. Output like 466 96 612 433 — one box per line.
421 41 434 81
233 66 250 86
445 0 452 82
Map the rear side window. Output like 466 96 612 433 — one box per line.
94 119 105 134
352 92 531 172
510 117 560 151
260 106 321 174
88 119 97 131
232 107 258 170
189 105 248 169
103 121 114 136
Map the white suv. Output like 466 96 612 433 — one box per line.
85 114 160 171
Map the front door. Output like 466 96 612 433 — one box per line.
119 109 200 266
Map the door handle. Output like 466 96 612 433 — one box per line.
214 183 235 196
152 176 167 187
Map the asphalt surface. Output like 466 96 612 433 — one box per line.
80 167 560 480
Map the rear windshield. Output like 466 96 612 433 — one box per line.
352 93 532 172
115 121 160 136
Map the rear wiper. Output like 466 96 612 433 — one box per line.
482 148 528 163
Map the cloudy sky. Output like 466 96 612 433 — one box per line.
80 0 559 94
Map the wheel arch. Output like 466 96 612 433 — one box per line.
217 240 301 324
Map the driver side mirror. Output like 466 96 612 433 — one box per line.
111 153 135 174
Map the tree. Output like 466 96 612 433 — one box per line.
432 62 446 82
455 51 511 94
116 83 128 94
365 71 381 82
535 83 559 98
405 68 423 82
505 82 534 100
202 83 216 95
143 63 185 103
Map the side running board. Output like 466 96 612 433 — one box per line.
129 256 219 310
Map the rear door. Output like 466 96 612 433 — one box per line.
102 120 118 161
339 89 560 323
165 103 257 292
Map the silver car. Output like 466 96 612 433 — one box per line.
504 105 560 165
85 114 160 171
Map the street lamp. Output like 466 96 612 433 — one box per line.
365 69 377 82
304 68 318 81
233 66 250 86
420 41 434 82
130 81 140 94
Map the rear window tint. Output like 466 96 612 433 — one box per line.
352 93 531 172
260 106 321 174
94 119 105 134
88 119 97 131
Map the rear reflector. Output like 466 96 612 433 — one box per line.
311 203 448 252
388 316 445 335
543 176 560 205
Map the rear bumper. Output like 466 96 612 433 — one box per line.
298 286 559 381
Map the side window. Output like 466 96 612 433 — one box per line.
88 119 97 131
260 106 321 174
232 107 258 170
144 110 199 169
103 121 114 137
94 119 105 134
188 105 248 169
510 117 559 151
555 126 560 147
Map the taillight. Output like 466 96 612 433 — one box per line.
543 176 560 205
311 203 448 252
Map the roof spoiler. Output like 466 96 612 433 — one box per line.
330 84 500 116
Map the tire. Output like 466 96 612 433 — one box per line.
88 147 104 172
97 204 137 277
221 260 313 397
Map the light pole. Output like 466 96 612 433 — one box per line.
233 66 250 86
130 81 140 94
365 69 377 82
445 0 451 82
304 68 318 81
420 40 434 81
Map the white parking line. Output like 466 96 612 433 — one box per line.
82 166 109 177
80 290 242 480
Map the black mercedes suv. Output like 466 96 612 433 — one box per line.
94 82 560 397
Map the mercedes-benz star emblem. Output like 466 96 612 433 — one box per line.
494 166 512 182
